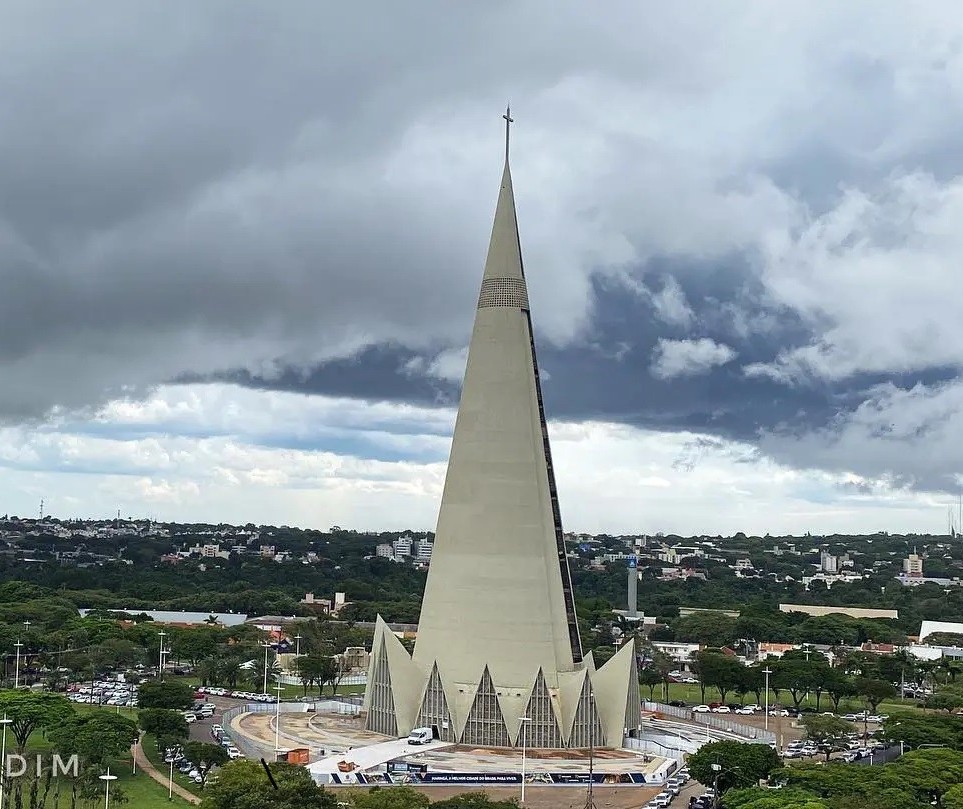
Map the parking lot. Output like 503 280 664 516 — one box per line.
67 679 138 708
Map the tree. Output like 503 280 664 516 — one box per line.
807 660 834 711
882 713 963 751
184 741 229 789
687 741 781 792
176 627 224 666
925 692 963 712
431 794 522 809
782 761 893 801
674 612 738 647
247 655 282 692
740 665 765 705
694 652 746 704
724 786 829 809
926 633 963 647
0 690 74 753
854 677 897 712
200 759 338 809
885 749 963 809
640 665 662 700
138 707 189 741
48 712 139 767
772 659 820 710
297 655 335 697
800 714 856 760
823 669 855 712
138 679 195 709
328 655 350 695
344 785 430 808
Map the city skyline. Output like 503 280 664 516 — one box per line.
1 3 962 535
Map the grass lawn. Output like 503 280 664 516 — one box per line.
141 733 202 799
279 682 363 700
103 759 195 808
11 729 193 808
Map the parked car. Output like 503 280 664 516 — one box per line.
734 706 755 715
711 706 731 713
692 705 711 713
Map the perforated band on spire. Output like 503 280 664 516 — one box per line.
477 276 529 310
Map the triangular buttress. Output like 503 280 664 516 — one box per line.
365 636 398 737
416 662 455 742
461 666 510 747
521 668 563 748
568 673 604 749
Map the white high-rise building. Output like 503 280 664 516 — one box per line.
904 552 924 576
364 117 640 749
820 550 838 573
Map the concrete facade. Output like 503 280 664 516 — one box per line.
363 145 641 749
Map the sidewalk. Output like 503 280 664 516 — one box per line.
131 736 201 805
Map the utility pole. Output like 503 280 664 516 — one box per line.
584 698 597 809
519 716 531 806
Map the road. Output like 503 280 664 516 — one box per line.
188 695 235 744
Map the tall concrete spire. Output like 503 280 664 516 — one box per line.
412 118 581 690
363 114 640 749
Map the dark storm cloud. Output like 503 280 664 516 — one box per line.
4 1 963 498
231 267 957 457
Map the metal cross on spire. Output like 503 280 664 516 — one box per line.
503 105 514 162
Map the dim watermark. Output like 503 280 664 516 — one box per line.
1 755 80 779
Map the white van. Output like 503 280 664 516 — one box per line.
406 727 433 745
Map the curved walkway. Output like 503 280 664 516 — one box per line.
131 736 201 805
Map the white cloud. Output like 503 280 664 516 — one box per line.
752 172 963 382
651 277 695 328
650 338 737 379
0 383 948 535
759 377 963 494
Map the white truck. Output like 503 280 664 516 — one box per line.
406 727 433 745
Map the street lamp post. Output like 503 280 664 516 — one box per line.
518 717 531 806
99 768 117 809
711 763 722 809
0 714 12 809
15 622 29 689
261 642 272 696
12 642 22 690
274 683 285 758
168 757 174 800
157 631 167 681
584 698 597 809
763 667 772 732
294 634 302 659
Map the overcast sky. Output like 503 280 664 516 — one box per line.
2 1 962 535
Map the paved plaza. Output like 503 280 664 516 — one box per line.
231 708 667 777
